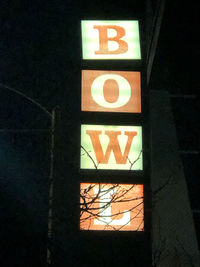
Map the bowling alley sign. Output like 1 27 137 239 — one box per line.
80 20 144 231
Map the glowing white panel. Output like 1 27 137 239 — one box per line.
81 124 143 170
81 20 141 59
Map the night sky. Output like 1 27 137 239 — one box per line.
0 1 199 266
149 0 199 247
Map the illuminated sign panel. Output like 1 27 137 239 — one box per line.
81 124 143 170
80 183 144 231
81 70 141 113
81 20 141 59
79 19 146 235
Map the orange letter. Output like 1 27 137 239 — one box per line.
86 130 137 164
93 25 128 54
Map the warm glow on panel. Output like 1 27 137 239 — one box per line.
81 70 141 113
81 20 141 59
81 124 143 170
80 183 144 231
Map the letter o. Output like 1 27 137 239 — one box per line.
91 74 131 108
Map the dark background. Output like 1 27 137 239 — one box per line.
149 0 199 249
0 0 199 266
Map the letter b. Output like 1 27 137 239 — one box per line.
94 25 128 54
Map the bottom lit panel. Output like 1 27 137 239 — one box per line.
80 183 144 231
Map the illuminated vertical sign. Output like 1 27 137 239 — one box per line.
80 183 144 231
81 124 143 170
79 20 145 233
81 70 141 113
81 20 141 59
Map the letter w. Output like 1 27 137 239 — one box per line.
86 130 137 164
